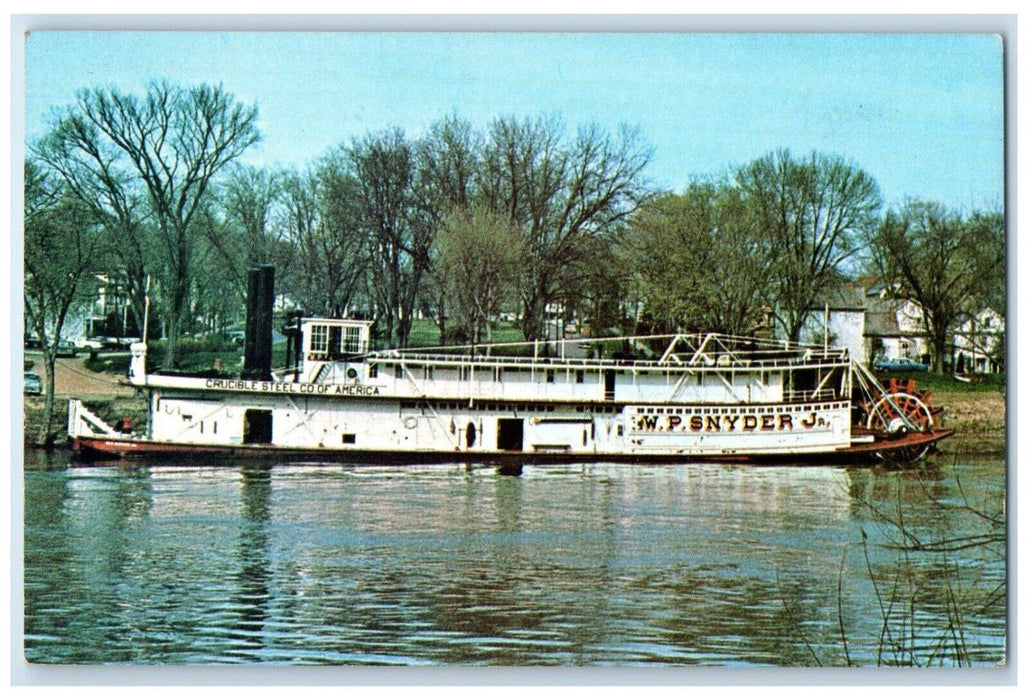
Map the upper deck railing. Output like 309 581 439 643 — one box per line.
360 332 850 373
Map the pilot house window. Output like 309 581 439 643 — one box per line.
344 326 362 354
310 325 329 354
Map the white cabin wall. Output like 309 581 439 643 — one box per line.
151 397 245 444
830 311 865 364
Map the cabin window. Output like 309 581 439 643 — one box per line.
461 366 470 381
342 433 356 444
546 369 555 383
493 367 503 382
310 325 329 354
395 364 404 379
344 326 362 354
576 370 584 384
424 366 434 380
369 364 378 379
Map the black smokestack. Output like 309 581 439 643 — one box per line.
243 265 275 380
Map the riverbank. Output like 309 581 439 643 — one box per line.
22 353 143 448
23 394 149 449
931 389 1007 456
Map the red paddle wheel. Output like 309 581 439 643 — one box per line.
861 378 944 460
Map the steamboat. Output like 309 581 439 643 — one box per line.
69 266 953 465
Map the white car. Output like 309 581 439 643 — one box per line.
75 338 104 351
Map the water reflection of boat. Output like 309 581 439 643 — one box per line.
69 266 952 466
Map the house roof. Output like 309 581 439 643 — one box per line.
863 295 900 336
863 295 929 338
807 283 866 312
864 310 900 336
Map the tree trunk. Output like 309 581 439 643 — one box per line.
163 279 189 370
37 350 58 447
932 327 948 373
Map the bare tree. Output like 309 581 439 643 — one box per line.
57 81 260 368
280 161 369 318
349 128 432 346
221 164 282 267
415 114 481 217
480 116 651 341
24 160 104 445
195 163 294 322
33 109 151 341
735 149 881 342
867 201 1004 371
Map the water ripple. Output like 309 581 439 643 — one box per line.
23 459 1006 666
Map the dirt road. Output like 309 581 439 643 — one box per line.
25 352 136 399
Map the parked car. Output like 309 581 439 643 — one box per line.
873 357 930 372
56 340 78 357
24 371 42 395
76 338 104 351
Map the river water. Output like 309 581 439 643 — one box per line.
21 452 1006 668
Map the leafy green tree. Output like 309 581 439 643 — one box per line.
867 201 1004 371
625 182 768 335
433 206 521 345
735 149 881 341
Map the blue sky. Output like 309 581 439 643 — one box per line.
23 30 1005 210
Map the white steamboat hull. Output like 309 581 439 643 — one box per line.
69 390 951 465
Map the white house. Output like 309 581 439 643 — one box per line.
801 281 1002 373
799 283 868 363
953 307 1004 373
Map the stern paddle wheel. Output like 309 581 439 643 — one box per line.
860 377 944 461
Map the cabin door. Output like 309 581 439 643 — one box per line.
497 418 524 451
327 326 343 360
244 409 273 444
